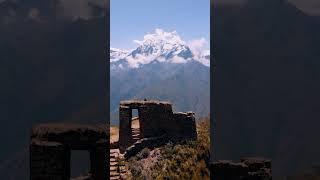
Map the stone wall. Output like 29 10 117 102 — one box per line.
211 157 272 180
118 100 197 153
138 102 173 138
171 112 197 140
30 140 70 180
119 105 132 152
30 124 108 180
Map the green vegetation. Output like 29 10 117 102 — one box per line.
127 118 210 180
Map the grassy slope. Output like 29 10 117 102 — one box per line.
127 118 210 180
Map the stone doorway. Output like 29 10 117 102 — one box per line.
118 100 197 153
131 109 141 144
30 124 108 180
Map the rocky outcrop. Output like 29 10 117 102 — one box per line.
124 135 169 159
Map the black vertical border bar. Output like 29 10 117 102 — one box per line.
105 0 110 178
210 0 215 164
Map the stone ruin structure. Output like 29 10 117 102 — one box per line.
118 100 197 153
30 124 108 180
210 157 272 180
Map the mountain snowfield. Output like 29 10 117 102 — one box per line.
110 29 210 124
110 29 210 69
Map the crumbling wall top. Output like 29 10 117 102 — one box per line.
32 123 106 138
30 139 63 147
120 100 172 108
174 111 195 116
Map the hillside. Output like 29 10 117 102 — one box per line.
126 118 210 179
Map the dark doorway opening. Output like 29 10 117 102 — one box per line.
131 109 141 142
70 150 91 178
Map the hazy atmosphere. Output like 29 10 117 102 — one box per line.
110 0 210 125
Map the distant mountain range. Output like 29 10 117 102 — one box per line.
110 29 210 69
110 29 210 124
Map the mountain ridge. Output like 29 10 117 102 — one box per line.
110 29 210 69
110 29 210 125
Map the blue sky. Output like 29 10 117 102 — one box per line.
111 0 210 49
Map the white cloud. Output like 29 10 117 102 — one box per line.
170 55 188 64
111 29 211 68
133 28 186 47
188 38 208 57
110 47 129 62
188 38 210 67
126 54 158 68
133 40 143 45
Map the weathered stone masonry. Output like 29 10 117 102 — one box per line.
118 100 197 153
210 157 272 180
30 124 108 180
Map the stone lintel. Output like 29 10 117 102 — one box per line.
173 111 195 117
31 124 107 148
30 139 63 147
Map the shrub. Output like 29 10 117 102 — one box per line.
136 148 150 160
127 117 210 180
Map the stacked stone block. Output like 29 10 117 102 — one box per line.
30 124 108 180
172 112 197 140
118 100 197 153
119 106 132 153
211 157 272 180
30 140 69 180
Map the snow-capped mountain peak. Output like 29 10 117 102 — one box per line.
110 48 129 62
111 29 210 69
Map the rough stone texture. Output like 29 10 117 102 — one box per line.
30 124 108 180
118 100 197 153
211 158 272 180
240 157 272 173
241 157 272 180
211 160 249 180
124 135 168 159
70 175 92 180
172 112 197 140
119 106 132 153
30 140 70 180
90 144 107 180
31 123 107 149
